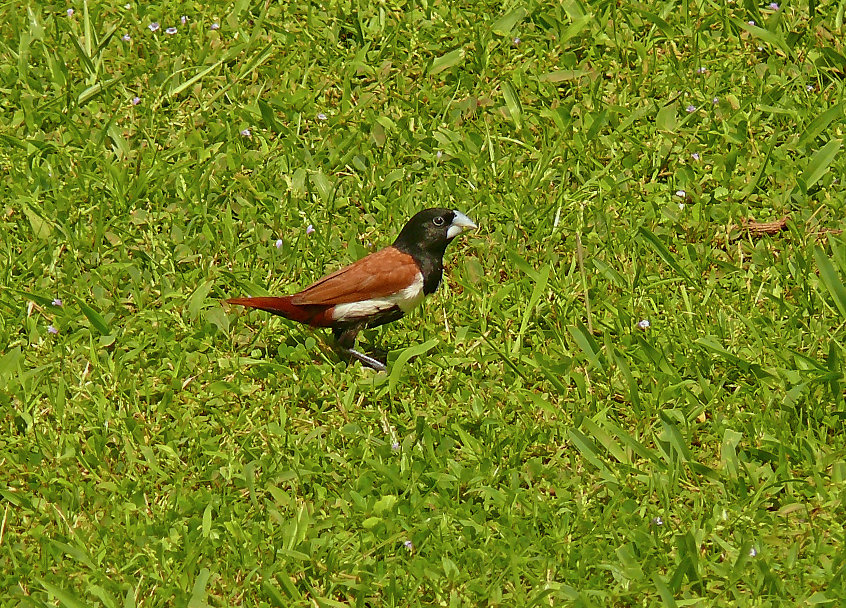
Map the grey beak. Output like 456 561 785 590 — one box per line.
447 210 477 238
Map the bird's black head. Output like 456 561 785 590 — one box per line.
392 208 477 258
392 208 477 295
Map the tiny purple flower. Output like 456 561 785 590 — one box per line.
436 150 443 160
306 224 315 235
391 441 400 450
686 104 697 113
675 189 686 198
712 97 719 104
67 8 74 17
749 547 757 557
403 540 413 551
748 20 756 25
317 112 328 121
651 516 663 526
768 2 779 9
165 27 177 35
275 239 284 249
240 128 251 138
691 152 700 161
48 325 59 335
122 34 131 42
210 22 220 30
696 67 707 74
512 37 520 45
181 15 188 25
52 298 63 307
638 319 650 330
131 96 141 106
149 22 160 32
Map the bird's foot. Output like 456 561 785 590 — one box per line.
344 347 387 372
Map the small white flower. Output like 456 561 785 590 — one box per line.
651 516 663 525
240 128 251 138
67 8 74 17
210 22 220 30
749 547 757 557
675 190 686 198
275 239 284 249
638 319 651 330
122 34 131 42
181 15 188 25
317 112 328 121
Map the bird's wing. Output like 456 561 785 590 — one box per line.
291 247 420 306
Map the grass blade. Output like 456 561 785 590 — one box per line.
38 580 88 608
568 324 604 372
801 139 841 191
815 244 846 318
501 79 523 131
796 104 844 150
389 338 439 391
429 47 465 75
73 297 111 335
186 280 214 321
513 263 549 353
188 568 211 608
733 18 792 57
168 47 242 97
637 226 692 283
634 8 676 38
490 7 527 36
568 428 614 479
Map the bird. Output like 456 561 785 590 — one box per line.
226 208 477 371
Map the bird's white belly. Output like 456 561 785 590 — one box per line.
332 272 424 321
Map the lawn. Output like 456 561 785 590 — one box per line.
2 1 846 606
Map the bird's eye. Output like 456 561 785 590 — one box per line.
433 216 445 227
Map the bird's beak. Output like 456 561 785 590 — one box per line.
447 210 478 239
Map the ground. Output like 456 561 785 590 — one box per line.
1 1 845 606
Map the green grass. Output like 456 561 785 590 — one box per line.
2 0 846 605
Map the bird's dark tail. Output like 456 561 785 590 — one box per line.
225 296 334 327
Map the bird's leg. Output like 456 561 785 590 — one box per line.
346 348 387 372
333 325 386 372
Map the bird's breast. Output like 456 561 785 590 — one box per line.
395 272 425 312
